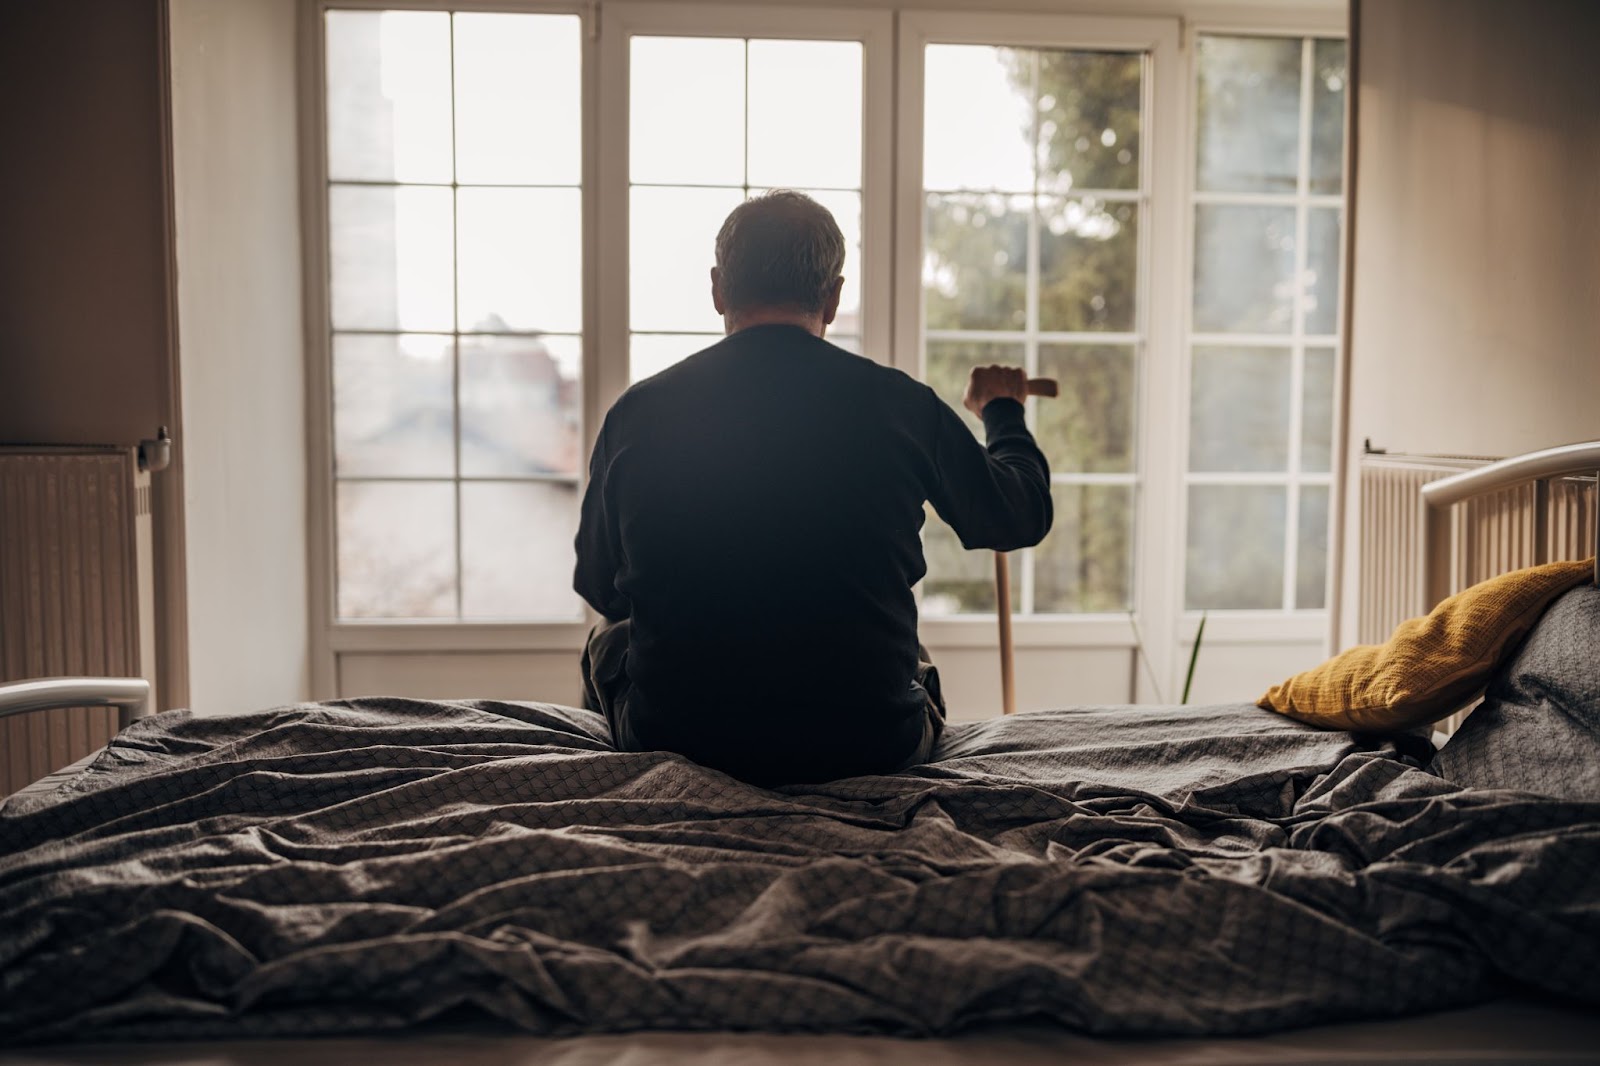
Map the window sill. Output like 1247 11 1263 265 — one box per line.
923 612 1328 648
919 615 1141 648
326 621 591 654
1177 611 1329 644
324 612 1330 655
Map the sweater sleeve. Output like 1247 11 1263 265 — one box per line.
574 420 631 621
926 395 1053 552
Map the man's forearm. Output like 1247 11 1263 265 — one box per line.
930 395 1053 552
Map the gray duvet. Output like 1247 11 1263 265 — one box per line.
1 699 1596 1043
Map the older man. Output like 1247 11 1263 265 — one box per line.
575 190 1051 786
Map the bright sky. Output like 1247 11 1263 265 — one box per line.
923 45 1035 193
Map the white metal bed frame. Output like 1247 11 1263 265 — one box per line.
1421 439 1600 609
0 677 151 732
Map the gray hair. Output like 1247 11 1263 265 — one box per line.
714 190 846 313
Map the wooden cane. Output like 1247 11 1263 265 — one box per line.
996 377 1058 715
995 552 1016 715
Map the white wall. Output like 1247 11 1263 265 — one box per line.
1337 0 1600 647
170 0 310 713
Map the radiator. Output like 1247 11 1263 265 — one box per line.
1358 454 1480 645
1360 451 1598 732
0 447 155 796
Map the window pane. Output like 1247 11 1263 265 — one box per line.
1186 485 1286 610
1185 34 1347 617
1195 36 1302 193
1189 346 1291 472
1310 39 1347 195
1192 204 1295 334
460 334 580 478
1305 207 1341 336
1036 345 1134 473
325 11 452 184
338 481 456 619
1296 485 1329 609
630 37 745 185
925 340 1025 437
747 40 861 189
461 481 581 620
920 510 1018 615
330 185 454 331
1301 346 1335 473
333 334 454 478
1036 483 1132 612
1036 50 1141 193
457 187 583 333
630 186 743 333
1038 198 1137 332
923 45 1034 193
924 193 1029 332
453 13 581 185
631 333 720 383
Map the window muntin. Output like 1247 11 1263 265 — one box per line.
919 44 1144 616
1184 34 1347 613
627 36 866 382
324 10 584 621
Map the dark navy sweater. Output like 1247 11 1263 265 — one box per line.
574 324 1051 782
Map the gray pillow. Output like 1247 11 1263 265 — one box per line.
1431 582 1600 799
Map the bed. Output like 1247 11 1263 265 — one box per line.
3 444 1598 1065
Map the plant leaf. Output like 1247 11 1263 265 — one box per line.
1181 612 1207 705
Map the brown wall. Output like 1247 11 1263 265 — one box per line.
0 1 177 448
1338 0 1600 645
1345 0 1600 461
0 1 189 711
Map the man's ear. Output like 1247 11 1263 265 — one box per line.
710 267 726 316
822 276 844 326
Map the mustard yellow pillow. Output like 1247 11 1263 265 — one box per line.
1259 558 1595 731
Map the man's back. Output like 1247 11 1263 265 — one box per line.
575 323 1051 784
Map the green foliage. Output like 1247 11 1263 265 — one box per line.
924 194 1028 333
1030 49 1142 191
921 37 1346 617
921 46 1142 615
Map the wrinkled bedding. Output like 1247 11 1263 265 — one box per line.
2 699 1597 1044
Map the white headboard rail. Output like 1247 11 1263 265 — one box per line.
1421 440 1600 609
0 678 151 730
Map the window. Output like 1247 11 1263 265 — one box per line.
308 4 1346 699
917 42 1144 618
323 10 585 622
1184 35 1347 612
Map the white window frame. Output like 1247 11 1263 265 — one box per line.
595 2 894 412
300 0 601 699
300 0 1347 703
897 12 1184 698
1174 16 1349 655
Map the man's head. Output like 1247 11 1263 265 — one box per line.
711 190 846 335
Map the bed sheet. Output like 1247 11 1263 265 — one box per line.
2 700 1597 1045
